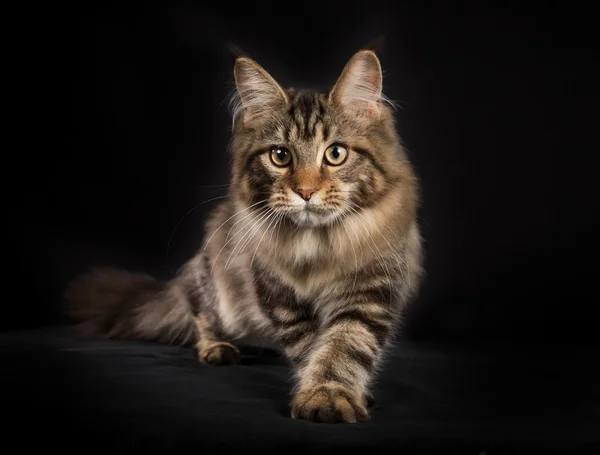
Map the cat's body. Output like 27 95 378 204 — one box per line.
65 48 424 423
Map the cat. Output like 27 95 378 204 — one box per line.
64 45 424 424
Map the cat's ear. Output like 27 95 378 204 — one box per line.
329 50 383 117
232 57 289 125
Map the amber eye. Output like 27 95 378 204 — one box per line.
270 146 292 167
324 145 348 166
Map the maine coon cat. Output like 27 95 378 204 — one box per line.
65 46 424 424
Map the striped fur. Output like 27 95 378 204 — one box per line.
64 49 424 423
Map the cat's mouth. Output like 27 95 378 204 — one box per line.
303 204 324 214
288 204 340 228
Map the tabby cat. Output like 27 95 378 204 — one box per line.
64 46 424 424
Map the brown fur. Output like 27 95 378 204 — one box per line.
64 48 424 423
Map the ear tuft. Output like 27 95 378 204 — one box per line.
362 36 385 55
226 44 248 61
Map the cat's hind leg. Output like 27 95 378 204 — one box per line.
194 312 240 366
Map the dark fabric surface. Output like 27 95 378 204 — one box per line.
2 327 598 454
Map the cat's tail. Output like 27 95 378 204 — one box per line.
63 267 196 345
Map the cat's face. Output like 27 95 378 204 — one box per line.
230 50 404 228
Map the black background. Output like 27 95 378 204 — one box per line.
10 3 599 343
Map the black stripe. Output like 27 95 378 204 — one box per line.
318 97 326 119
287 349 313 368
245 147 265 170
322 121 330 142
346 345 375 372
303 96 313 139
287 102 296 142
336 287 395 306
278 324 314 346
312 98 326 137
270 308 315 327
296 110 305 140
311 118 320 138
353 147 387 176
326 309 390 347
293 92 308 140
313 367 355 388
290 94 302 139
287 353 306 367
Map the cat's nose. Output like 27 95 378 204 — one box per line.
296 188 317 201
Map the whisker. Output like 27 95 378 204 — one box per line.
232 208 276 265
199 195 230 204
337 211 359 294
250 210 283 268
166 195 232 256
267 212 284 248
203 198 270 250
339 201 397 306
344 200 409 281
346 200 402 244
194 183 231 189
224 204 270 243
210 205 271 275
419 215 431 228
224 207 275 270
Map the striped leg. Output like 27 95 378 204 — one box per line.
289 300 394 423
271 304 320 367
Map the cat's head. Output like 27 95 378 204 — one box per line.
229 49 409 229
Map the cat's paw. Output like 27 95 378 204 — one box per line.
198 342 241 366
291 383 369 423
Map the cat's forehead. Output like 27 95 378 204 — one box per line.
275 90 351 147
282 90 327 144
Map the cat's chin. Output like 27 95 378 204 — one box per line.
289 209 339 229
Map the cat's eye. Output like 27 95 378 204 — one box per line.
270 146 292 167
324 145 348 166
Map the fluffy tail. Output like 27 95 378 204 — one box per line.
63 267 196 345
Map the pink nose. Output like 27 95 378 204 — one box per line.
296 188 317 201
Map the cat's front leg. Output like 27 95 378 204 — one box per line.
289 300 394 423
